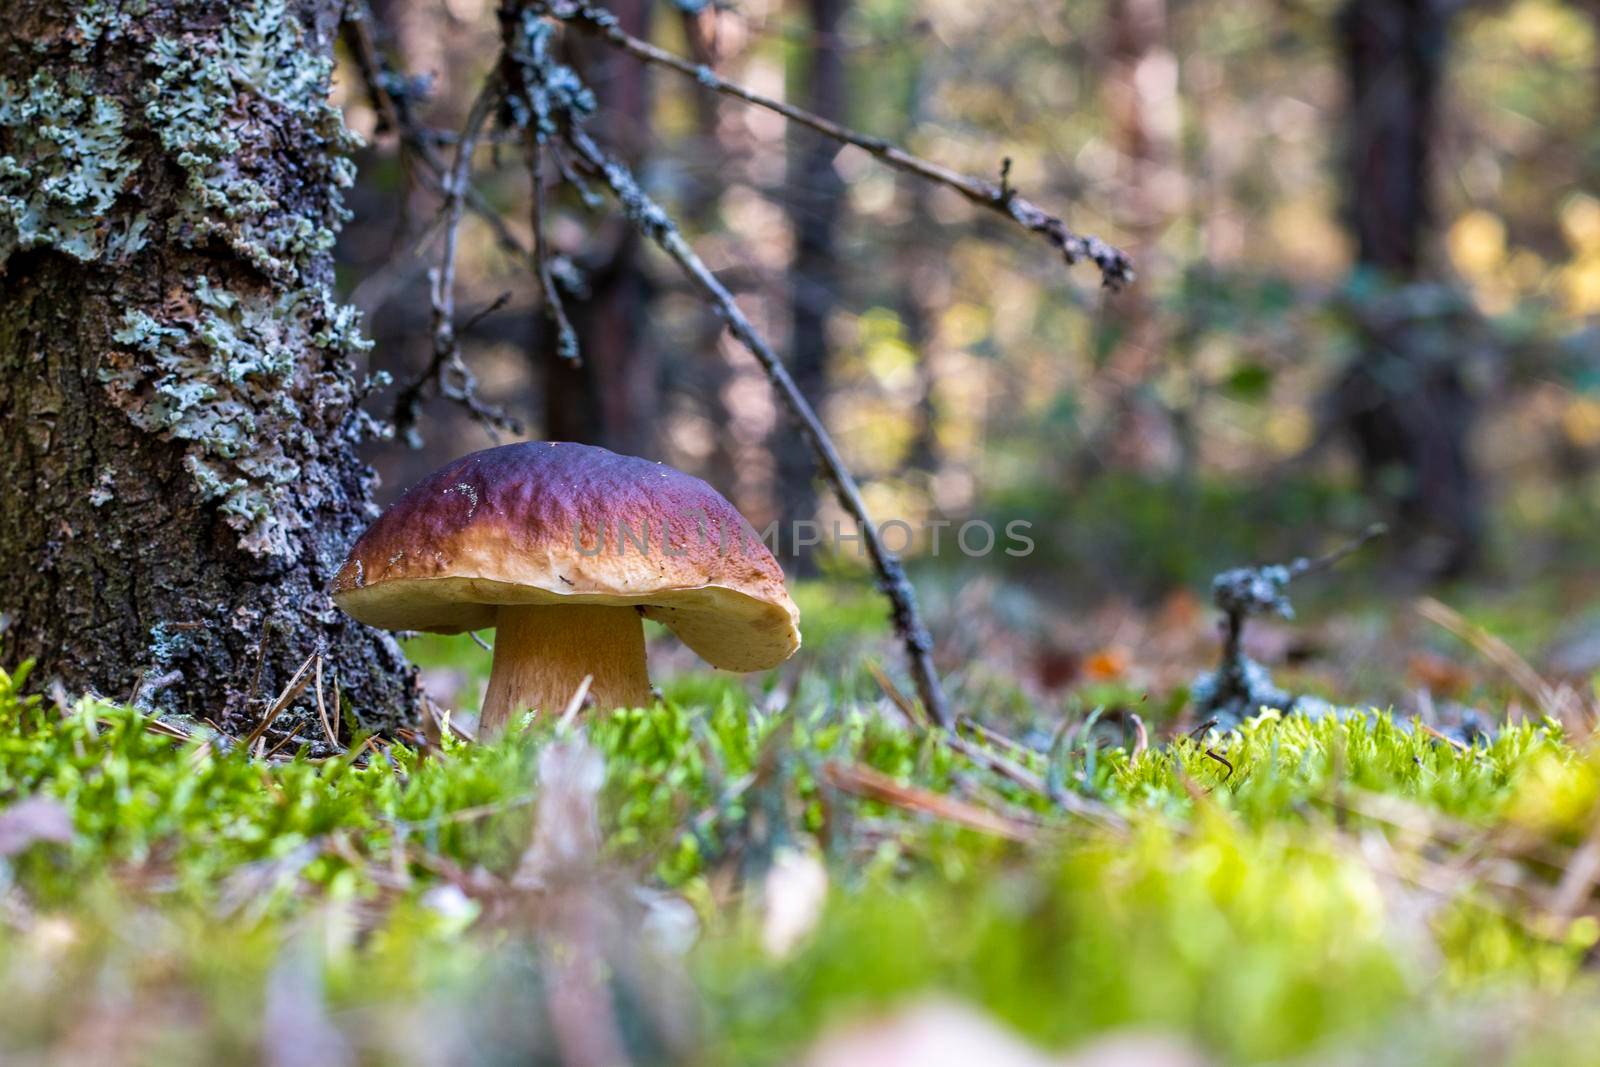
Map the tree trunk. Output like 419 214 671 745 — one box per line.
675 6 741 497
776 0 848 571
1087 0 1180 475
542 0 658 457
894 59 942 479
0 1 415 735
1333 0 1479 576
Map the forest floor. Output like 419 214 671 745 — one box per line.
3 575 1600 1065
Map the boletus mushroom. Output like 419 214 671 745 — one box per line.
332 442 801 736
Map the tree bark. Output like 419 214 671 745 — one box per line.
0 1 415 734
542 0 658 457
776 0 848 571
1333 0 1479 576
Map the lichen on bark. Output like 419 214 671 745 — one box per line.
103 276 382 558
0 70 145 262
138 1 361 283
2 0 381 552
0 0 416 735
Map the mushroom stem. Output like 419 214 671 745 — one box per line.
479 603 652 736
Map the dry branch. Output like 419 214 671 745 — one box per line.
565 126 952 727
542 0 1135 289
527 139 581 363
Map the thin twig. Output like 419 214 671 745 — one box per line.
565 127 952 728
945 730 1123 828
546 0 1134 288
243 651 320 753
343 6 539 269
958 717 1038 759
315 655 337 750
393 75 523 446
821 761 1038 843
528 137 581 363
557 675 594 730
1416 719 1471 754
460 291 515 334
865 660 928 730
263 729 304 761
1287 522 1388 580
97 716 193 742
1416 596 1578 725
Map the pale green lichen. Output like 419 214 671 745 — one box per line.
88 467 116 507
139 0 362 282
3 1 379 560
0 71 145 263
68 0 149 60
503 11 596 140
103 275 374 558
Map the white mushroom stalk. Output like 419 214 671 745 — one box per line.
480 603 650 735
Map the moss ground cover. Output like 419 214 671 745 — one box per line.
3 608 1600 1064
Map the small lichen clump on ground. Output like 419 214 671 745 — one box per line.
1192 562 1304 726
1192 529 1386 728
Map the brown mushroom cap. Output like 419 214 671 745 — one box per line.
333 442 800 671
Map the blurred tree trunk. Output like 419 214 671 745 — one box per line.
1333 0 1479 575
543 0 658 457
676 8 741 495
1087 0 1180 475
776 0 849 571
901 176 941 476
895 57 941 479
0 1 415 731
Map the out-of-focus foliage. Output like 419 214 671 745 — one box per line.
343 0 1600 618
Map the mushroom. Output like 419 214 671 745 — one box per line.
332 442 801 736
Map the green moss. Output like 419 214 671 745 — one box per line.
3 646 1600 1061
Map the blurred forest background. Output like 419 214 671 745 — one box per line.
342 0 1600 715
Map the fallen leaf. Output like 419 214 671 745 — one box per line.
1084 647 1130 681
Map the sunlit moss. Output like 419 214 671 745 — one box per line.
1 654 1599 1061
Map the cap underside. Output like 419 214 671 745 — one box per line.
335 574 799 672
